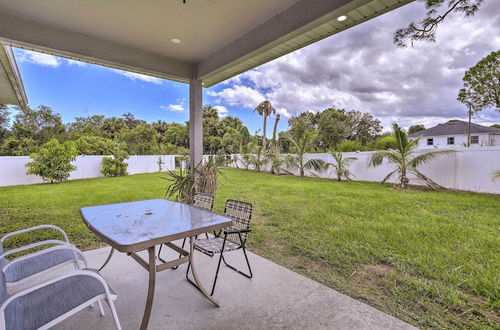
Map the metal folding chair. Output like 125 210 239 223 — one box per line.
187 199 253 295
158 193 215 265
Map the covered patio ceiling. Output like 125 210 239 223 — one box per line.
0 0 412 87
0 45 27 107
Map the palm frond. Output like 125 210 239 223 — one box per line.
409 149 456 168
304 158 325 171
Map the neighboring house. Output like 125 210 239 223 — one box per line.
409 120 500 149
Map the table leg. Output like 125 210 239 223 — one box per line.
140 246 156 330
188 236 220 307
98 247 115 271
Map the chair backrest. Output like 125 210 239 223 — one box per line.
224 199 252 244
192 193 215 211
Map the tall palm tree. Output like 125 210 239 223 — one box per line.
272 113 280 148
369 123 455 190
325 152 357 181
285 131 325 177
254 100 275 149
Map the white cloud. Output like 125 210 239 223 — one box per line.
207 85 265 108
277 107 291 118
16 49 61 67
65 59 87 66
113 70 163 84
214 105 229 117
162 104 185 112
209 0 500 129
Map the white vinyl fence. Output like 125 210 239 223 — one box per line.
0 155 176 187
229 146 500 194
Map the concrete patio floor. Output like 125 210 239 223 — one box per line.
26 244 416 329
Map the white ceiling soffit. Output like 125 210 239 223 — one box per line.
0 45 27 107
0 0 413 87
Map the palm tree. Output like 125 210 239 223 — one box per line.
249 146 267 172
284 131 325 177
254 100 276 149
325 152 357 181
369 123 455 190
272 113 281 148
265 147 285 175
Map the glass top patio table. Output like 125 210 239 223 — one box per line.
80 198 232 253
80 198 233 330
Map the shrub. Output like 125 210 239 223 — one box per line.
335 140 366 152
101 151 129 177
26 139 78 183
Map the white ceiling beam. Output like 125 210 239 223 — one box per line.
0 10 194 83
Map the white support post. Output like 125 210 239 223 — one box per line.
189 79 203 173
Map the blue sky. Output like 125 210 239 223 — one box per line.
14 48 285 136
12 0 500 135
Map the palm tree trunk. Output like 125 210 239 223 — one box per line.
263 114 268 149
272 114 280 148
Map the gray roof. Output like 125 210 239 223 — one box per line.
409 120 500 138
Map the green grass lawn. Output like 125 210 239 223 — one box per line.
0 168 498 329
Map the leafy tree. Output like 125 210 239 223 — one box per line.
254 100 276 149
120 124 159 155
324 152 358 181
287 112 321 143
347 110 382 144
369 123 455 190
26 139 77 183
12 105 66 143
491 124 500 129
67 115 105 139
162 123 189 148
317 109 352 149
0 104 10 144
458 51 499 146
101 151 129 177
75 135 122 155
408 124 426 134
394 0 484 47
285 131 325 177
458 50 499 112
1 137 38 156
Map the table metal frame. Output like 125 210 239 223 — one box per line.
81 199 231 330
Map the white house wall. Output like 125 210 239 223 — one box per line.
415 134 497 149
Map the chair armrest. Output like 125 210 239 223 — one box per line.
0 240 70 259
2 244 88 273
223 228 251 234
0 269 115 312
1 225 70 245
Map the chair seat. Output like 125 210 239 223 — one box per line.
3 248 85 283
194 237 241 255
4 269 113 330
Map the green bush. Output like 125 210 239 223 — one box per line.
335 140 367 152
25 139 78 183
101 151 129 177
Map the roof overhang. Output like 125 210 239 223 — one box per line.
0 0 413 87
0 45 27 106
